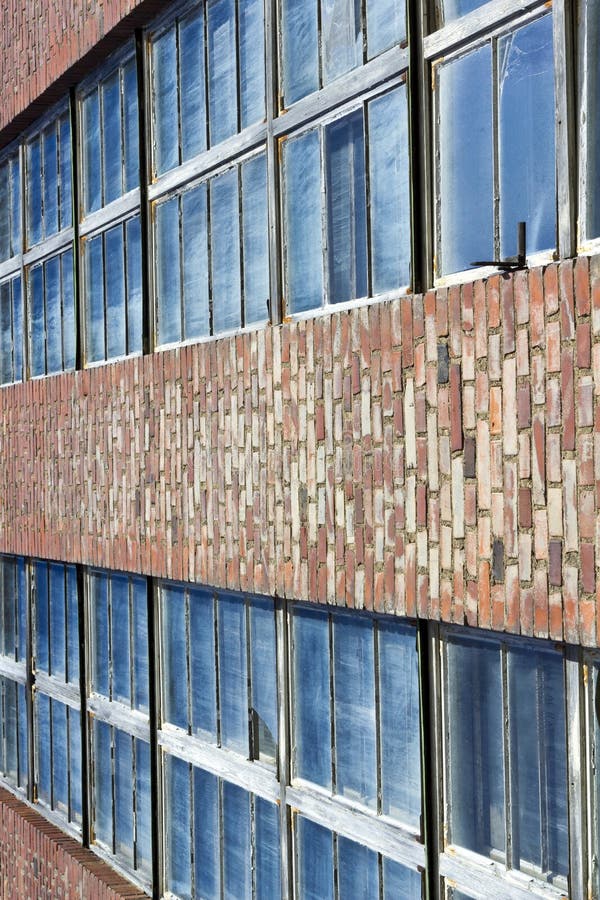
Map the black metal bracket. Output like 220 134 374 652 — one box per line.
471 221 527 270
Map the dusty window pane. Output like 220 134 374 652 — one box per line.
69 708 82 824
382 857 422 899
0 164 9 261
52 700 69 814
49 564 66 679
153 28 179 176
156 196 182 346
34 561 49 672
10 156 21 254
180 9 206 163
43 125 58 237
321 0 362 85
36 693 51 804
111 574 131 705
114 730 134 864
367 0 406 58
223 782 252 898
162 586 189 730
182 185 210 340
135 739 152 876
283 130 323 314
91 573 109 697
83 90 102 215
44 255 62 373
239 0 265 128
125 216 143 354
217 593 248 754
27 137 43 245
104 224 126 360
210 169 241 334
122 59 139 194
250 599 278 764
62 250 76 372
338 836 379 898
85 235 105 364
194 767 220 898
292 609 331 788
296 816 334 900
189 587 217 739
280 0 319 105
436 0 491 26
132 577 149 713
165 754 192 898
0 281 13 385
255 797 281 898
242 154 270 326
208 0 238 145
438 46 493 275
498 14 555 258
29 264 45 377
102 72 122 205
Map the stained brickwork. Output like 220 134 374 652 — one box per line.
0 789 146 899
0 255 598 645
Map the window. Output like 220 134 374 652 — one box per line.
0 557 28 793
0 274 23 385
79 47 143 364
430 2 558 279
87 570 152 885
580 0 600 246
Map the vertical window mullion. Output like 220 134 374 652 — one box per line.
553 0 576 257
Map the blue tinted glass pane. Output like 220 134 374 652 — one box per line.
338 837 379 899
91 573 109 697
52 700 69 814
239 0 265 128
507 646 568 881
207 0 237 145
1 560 13 657
326 111 367 303
166 754 192 898
293 609 331 787
333 616 376 807
218 594 247 753
367 0 405 57
103 72 122 204
382 857 422 899
223 781 251 899
10 157 21 255
153 28 179 176
281 0 319 104
69 707 82 824
5 681 17 782
111 574 131 705
189 588 216 739
37 693 51 804
0 282 12 384
156 196 182 346
499 15 555 257
242 154 269 326
59 114 72 229
180 9 207 162
30 264 45 377
256 797 281 899
135 739 152 876
45 255 62 374
62 250 75 371
439 46 493 275
105 225 127 360
125 216 143 354
369 86 411 292
447 636 505 856
132 577 149 713
66 566 79 683
17 683 28 789
587 5 600 238
17 559 27 663
114 729 134 864
12 278 23 383
123 59 139 194
0 165 8 261
93 720 113 848
250 600 278 763
85 234 105 363
182 185 210 339
83 90 102 215
43 125 58 237
162 587 188 729
438 0 489 25
321 0 362 84
297 817 334 900
28 137 43 245
379 622 421 827
35 562 49 673
284 130 323 313
194 767 220 899
49 564 66 679
210 170 241 334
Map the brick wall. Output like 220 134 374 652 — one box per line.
0 789 146 899
0 255 597 645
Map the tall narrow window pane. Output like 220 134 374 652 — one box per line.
256 797 281 898
586 3 600 238
123 60 139 194
12 278 23 384
367 0 406 58
5 681 17 782
114 729 134 864
69 708 82 823
218 594 247 753
156 197 182 346
52 700 69 814
281 0 319 105
30 264 45 377
43 125 59 238
293 609 331 787
66 567 79 684
91 574 109 697
283 130 323 313
333 616 376 807
239 0 265 128
297 817 334 900
27 137 43 245
250 600 278 763
125 216 143 354
0 282 12 385
132 577 149 713
242 154 269 326
379 622 421 828
49 564 66 679
325 111 368 303
166 755 192 898
135 739 152 876
189 587 217 739
446 636 505 857
105 224 127 360
36 693 51 804
207 0 237 145
321 0 362 85
35 562 49 672
59 115 72 230
369 86 411 292
182 186 210 339
210 170 241 334
180 9 207 162
162 587 188 729
83 90 102 215
17 684 28 789
222 782 251 898
194 767 220 899
45 255 62 374
338 837 379 899
93 720 113 848
111 575 131 705
17 560 27 664
153 29 179 176
0 165 9 261
10 156 21 255
498 14 555 257
62 249 75 371
86 235 105 364
438 46 493 275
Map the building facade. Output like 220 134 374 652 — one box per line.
0 0 598 898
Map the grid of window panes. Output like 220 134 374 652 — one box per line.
32 561 82 828
79 47 142 365
0 557 28 793
87 569 152 884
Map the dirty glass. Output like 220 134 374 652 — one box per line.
507 644 568 882
325 111 368 304
114 729 134 863
49 563 66 679
69 708 82 823
102 71 122 205
382 858 422 899
12 278 23 384
292 608 331 788
256 797 281 898
210 169 241 334
0 155 21 261
250 598 278 764
280 0 319 105
0 281 12 385
90 572 109 697
338 837 379 899
162 585 188 730
369 85 411 293
296 816 334 900
586 3 600 238
125 216 143 354
446 635 505 857
166 755 192 898
333 615 376 807
123 59 139 194
156 196 181 346
180 9 206 162
242 154 269 326
111 574 131 705
43 125 58 237
223 781 252 898
207 0 237 145
104 224 126 360
218 593 247 753
438 46 493 275
34 561 50 672
36 693 51 804
94 722 112 844
132 577 149 713
152 28 178 176
182 185 209 339
239 0 265 128
194 767 220 898
52 699 69 814
283 129 323 314
45 255 61 374
85 233 106 363
29 264 44 377
135 739 152 876
11 156 21 253
367 0 406 58
321 0 362 85
189 586 217 739
498 14 555 258
82 89 102 214
62 249 76 371
436 0 491 27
